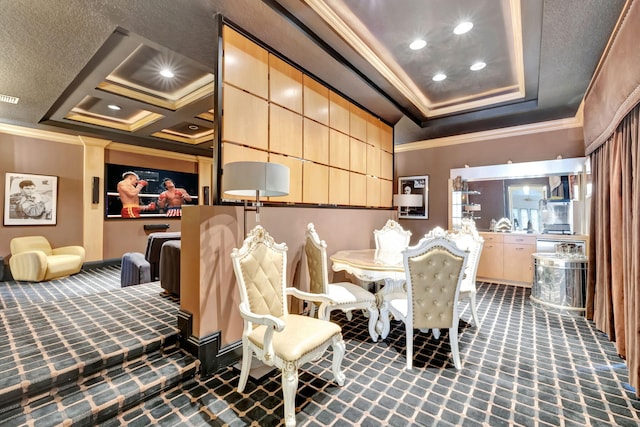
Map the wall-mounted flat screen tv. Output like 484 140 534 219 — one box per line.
105 163 198 219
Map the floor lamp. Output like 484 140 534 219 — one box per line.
222 161 290 237
392 193 423 218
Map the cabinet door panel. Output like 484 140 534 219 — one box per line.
477 242 503 279
503 243 535 283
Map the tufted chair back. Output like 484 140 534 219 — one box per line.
304 224 328 296
388 226 470 370
230 225 347 426
406 246 465 330
374 219 412 265
232 225 287 318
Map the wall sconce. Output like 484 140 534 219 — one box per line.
222 161 290 236
392 193 423 218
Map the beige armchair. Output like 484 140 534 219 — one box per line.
9 236 85 282
387 228 469 370
230 225 346 427
305 223 379 341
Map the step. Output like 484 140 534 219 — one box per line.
0 346 199 426
0 282 180 413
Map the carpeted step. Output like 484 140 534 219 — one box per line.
0 282 180 417
0 346 199 426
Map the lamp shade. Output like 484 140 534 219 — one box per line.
393 194 423 207
222 161 290 197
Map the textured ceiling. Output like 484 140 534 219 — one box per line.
0 0 627 155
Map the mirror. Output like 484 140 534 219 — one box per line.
508 183 547 232
450 158 590 234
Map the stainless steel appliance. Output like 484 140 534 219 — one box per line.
539 199 573 234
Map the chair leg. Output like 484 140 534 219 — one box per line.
282 364 299 427
469 291 479 327
367 305 379 342
406 326 414 370
331 336 346 386
379 300 391 340
237 342 252 392
318 304 331 321
432 328 441 340
449 327 461 370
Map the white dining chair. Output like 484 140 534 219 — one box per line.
230 225 346 426
387 227 470 370
450 218 484 326
305 223 380 341
374 219 412 265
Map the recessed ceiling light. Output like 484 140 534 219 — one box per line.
454 21 473 35
160 68 175 78
107 104 121 111
409 39 427 50
188 125 199 130
470 61 486 71
432 73 447 82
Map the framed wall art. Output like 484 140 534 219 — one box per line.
4 172 58 225
398 175 429 219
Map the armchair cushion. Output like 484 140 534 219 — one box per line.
248 314 342 361
10 236 85 282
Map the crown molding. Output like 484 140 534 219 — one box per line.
106 142 198 162
0 123 84 145
395 116 583 153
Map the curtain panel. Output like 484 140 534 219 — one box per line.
583 0 640 155
588 104 640 396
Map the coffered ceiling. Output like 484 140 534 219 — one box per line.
0 0 627 155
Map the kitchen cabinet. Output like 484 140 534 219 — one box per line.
477 232 535 287
477 233 503 279
502 234 536 284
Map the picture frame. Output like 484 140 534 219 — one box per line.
4 172 58 226
398 175 429 219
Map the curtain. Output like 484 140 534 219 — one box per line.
588 104 640 396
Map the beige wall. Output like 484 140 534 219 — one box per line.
395 125 585 240
0 129 204 263
181 205 393 344
0 133 83 256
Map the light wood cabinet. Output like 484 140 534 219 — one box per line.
477 233 503 279
477 232 535 286
503 235 536 283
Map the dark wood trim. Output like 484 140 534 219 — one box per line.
177 309 242 377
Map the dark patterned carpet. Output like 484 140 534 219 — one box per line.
1 267 639 426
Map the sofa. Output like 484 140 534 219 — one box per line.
144 232 181 280
9 236 85 282
160 240 181 296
